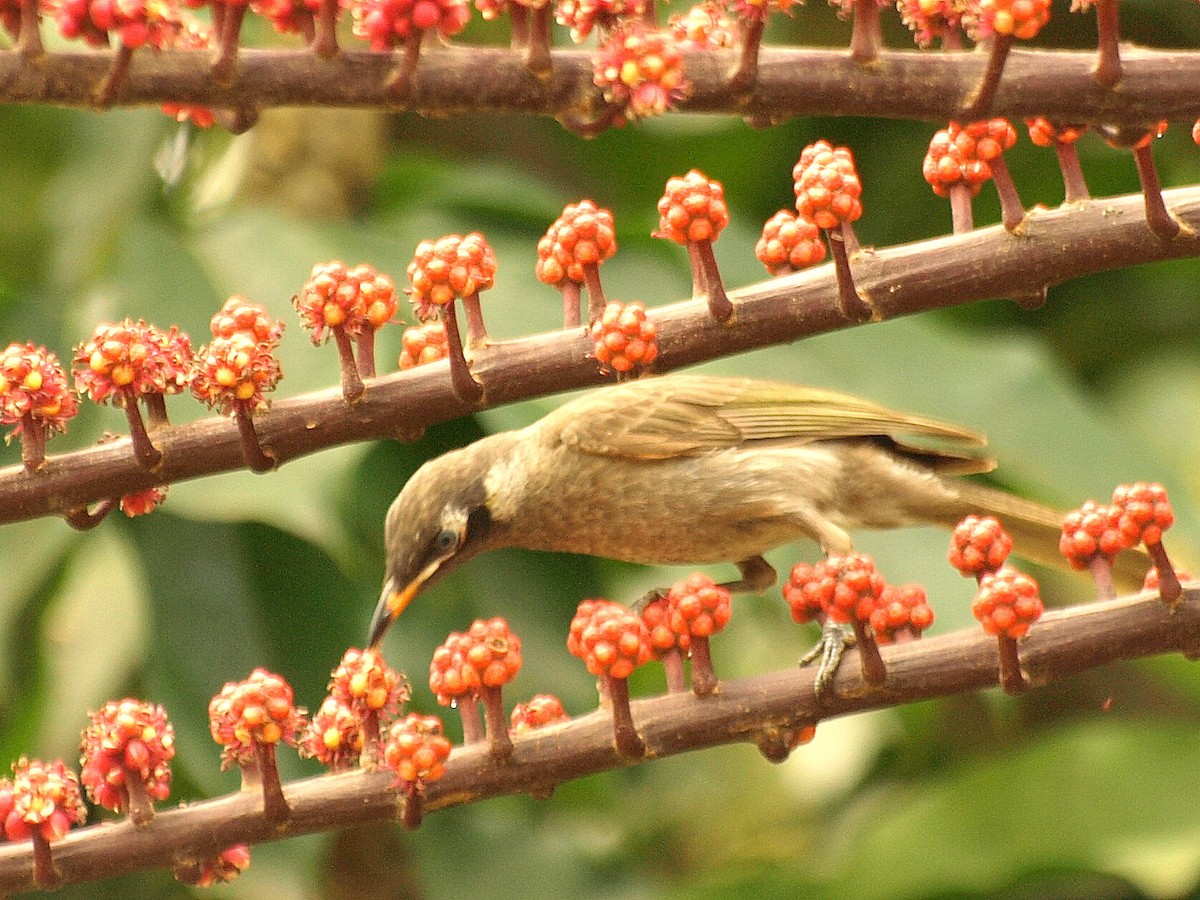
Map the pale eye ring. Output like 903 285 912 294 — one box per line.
433 529 458 553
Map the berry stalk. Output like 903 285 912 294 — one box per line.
1055 141 1091 203
332 327 366 402
234 407 275 473
1131 142 1180 240
997 634 1027 694
480 685 514 761
121 396 163 469
439 304 484 402
963 33 1013 119
1092 0 1121 88
603 675 644 759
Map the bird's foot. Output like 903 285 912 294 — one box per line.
798 619 855 701
632 587 668 615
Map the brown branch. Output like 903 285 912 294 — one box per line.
0 46 1198 124
1 586 1197 893
1 185 1199 524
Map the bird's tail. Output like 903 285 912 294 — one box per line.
937 480 1152 590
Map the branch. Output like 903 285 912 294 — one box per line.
1 586 1196 893
0 46 1198 125
2 184 1199 525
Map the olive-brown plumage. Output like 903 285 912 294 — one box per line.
369 374 1141 646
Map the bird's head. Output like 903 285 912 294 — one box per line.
367 438 510 647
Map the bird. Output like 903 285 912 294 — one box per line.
368 373 1146 664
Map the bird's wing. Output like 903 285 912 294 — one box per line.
550 374 988 461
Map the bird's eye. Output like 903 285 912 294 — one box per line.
433 529 459 553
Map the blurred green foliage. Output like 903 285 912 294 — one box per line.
3 5 1200 896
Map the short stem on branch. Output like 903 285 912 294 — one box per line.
122 396 163 469
997 635 1027 694
212 3 248 86
524 6 553 75
583 264 606 324
849 0 882 64
729 16 765 92
1132 142 1180 240
851 620 887 687
1089 555 1117 602
963 33 1013 119
400 782 423 830
1148 542 1182 608
144 394 169 431
332 327 365 402
603 675 644 759
234 407 275 473
254 743 291 827
458 697 484 745
509 4 530 47
30 832 59 890
827 227 872 322
988 156 1026 232
93 45 134 108
15 0 43 57
693 240 733 323
561 281 582 329
480 686 514 761
1055 141 1091 202
462 293 489 348
313 0 339 58
123 771 155 827
689 637 719 696
20 417 46 473
1092 0 1121 88
387 30 425 95
440 304 483 403
661 648 686 694
355 329 378 379
949 183 975 234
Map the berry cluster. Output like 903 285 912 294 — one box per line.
656 169 732 319
948 514 1014 580
383 713 453 828
870 584 935 645
510 693 570 733
79 699 175 825
568 599 651 757
429 618 522 757
593 23 689 124
398 320 450 369
536 199 617 325
305 647 409 768
590 300 659 375
0 343 78 471
294 261 397 346
755 210 826 276
668 0 735 49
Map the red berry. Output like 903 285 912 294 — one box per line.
793 141 863 231
406 232 497 321
208 668 306 769
654 170 729 247
973 567 1043 639
590 301 658 375
1059 500 1130 570
383 713 453 785
510 694 570 733
555 0 644 42
1026 118 1087 148
567 599 652 680
80 699 175 815
948 515 1014 578
536 200 617 287
1111 482 1174 548
755 210 826 276
399 321 451 369
665 572 732 640
870 583 934 644
668 1 736 49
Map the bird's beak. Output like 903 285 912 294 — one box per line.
367 558 443 647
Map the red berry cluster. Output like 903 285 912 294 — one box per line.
383 712 453 784
208 668 306 768
568 599 652 680
305 647 408 768
642 593 690 658
590 301 659 374
966 0 1050 40
79 699 175 820
655 169 729 246
973 567 1044 639
948 514 1014 578
407 232 497 320
210 296 285 344
923 126 992 198
0 343 78 439
755 210 827 275
251 0 319 35
161 16 216 128
120 485 169 517
510 694 569 733
593 24 689 123
555 0 643 41
668 0 735 49
190 332 283 416
0 758 87 842
782 561 828 625
870 584 935 644
294 260 398 344
177 845 252 888
793 141 864 231
665 572 732 640
429 618 523 704
536 200 617 287
1059 500 1127 570
1110 481 1174 548
1026 117 1087 148
897 0 964 47
53 0 184 49
398 321 450 369
787 554 887 626
73 320 193 405
351 0 470 50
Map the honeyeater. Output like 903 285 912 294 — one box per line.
369 374 1145 657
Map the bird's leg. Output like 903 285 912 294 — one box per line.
798 617 856 701
722 556 777 593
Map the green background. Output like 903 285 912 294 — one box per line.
3 1 1200 896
